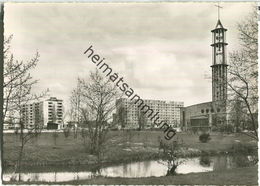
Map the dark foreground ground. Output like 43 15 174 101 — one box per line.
4 166 258 185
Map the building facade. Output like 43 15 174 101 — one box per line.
22 102 44 129
21 97 64 129
115 98 184 129
43 97 64 129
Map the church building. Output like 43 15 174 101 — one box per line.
181 19 229 131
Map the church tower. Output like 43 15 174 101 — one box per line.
211 20 228 102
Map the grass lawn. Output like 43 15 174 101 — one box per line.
3 131 257 167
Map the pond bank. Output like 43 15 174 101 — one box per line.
63 166 259 185
4 166 258 185
3 132 257 169
3 145 257 170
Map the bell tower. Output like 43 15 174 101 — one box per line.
211 19 228 102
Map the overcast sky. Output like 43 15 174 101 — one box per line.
4 2 254 110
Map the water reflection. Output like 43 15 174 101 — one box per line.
3 154 256 182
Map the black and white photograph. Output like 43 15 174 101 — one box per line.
1 1 259 185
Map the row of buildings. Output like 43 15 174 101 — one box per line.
3 95 185 131
4 96 185 131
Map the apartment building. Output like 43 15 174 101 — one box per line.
43 97 64 128
115 98 184 129
22 102 44 129
21 97 64 129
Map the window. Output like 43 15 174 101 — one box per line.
211 109 214 113
217 108 220 112
206 109 209 113
201 109 204 113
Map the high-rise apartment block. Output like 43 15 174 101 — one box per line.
21 97 64 129
43 97 64 128
22 102 44 129
115 98 184 129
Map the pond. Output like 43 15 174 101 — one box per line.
3 154 257 182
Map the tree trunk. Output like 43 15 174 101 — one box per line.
166 164 177 176
16 143 24 181
244 99 258 140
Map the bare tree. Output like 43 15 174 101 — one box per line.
69 79 83 138
3 36 47 180
72 70 119 157
227 7 258 140
61 107 68 129
80 128 88 151
63 127 70 139
117 106 126 129
3 35 39 123
70 79 82 124
229 97 247 132
137 108 147 130
158 138 185 176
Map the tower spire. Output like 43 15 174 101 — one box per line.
210 8 228 102
214 2 223 20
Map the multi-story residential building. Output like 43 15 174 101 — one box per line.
43 97 63 128
21 97 64 129
115 98 184 129
43 97 64 129
22 102 44 129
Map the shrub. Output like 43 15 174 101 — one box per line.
63 128 70 138
199 155 211 167
211 126 219 132
199 133 211 143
